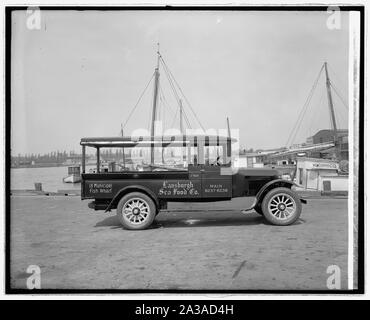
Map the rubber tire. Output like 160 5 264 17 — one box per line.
116 192 156 230
261 187 302 226
254 203 263 215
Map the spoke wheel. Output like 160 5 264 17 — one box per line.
117 192 156 230
268 193 296 220
122 198 150 225
261 187 302 226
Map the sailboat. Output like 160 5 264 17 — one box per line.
119 44 208 171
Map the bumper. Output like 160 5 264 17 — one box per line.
88 201 109 211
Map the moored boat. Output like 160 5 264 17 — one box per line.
63 166 81 183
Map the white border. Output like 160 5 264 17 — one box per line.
348 10 359 291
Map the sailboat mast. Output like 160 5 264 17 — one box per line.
227 117 231 138
324 62 340 160
150 44 161 165
121 123 125 167
179 99 184 135
179 99 185 161
324 62 338 143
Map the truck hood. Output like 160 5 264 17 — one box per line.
233 167 280 177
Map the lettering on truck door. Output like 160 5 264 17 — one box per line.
201 166 232 198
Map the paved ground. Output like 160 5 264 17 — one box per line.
10 196 350 290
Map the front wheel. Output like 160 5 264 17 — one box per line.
261 187 302 226
116 192 156 230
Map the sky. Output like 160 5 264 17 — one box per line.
11 9 349 155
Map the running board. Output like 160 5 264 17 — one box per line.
241 199 257 214
241 208 254 214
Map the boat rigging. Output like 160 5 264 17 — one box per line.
120 44 206 166
285 61 349 161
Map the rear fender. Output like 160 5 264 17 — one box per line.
105 185 159 212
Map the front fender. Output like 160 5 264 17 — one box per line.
256 179 298 203
105 185 159 212
242 179 304 213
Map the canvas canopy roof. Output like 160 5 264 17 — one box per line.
80 135 236 148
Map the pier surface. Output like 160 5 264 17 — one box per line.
10 196 351 290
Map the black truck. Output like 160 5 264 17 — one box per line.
80 135 304 230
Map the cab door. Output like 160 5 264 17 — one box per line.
190 165 232 199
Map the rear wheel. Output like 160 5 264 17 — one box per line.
261 187 301 226
116 192 156 230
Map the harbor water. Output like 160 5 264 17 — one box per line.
11 167 82 192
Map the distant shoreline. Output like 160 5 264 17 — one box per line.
11 164 76 169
